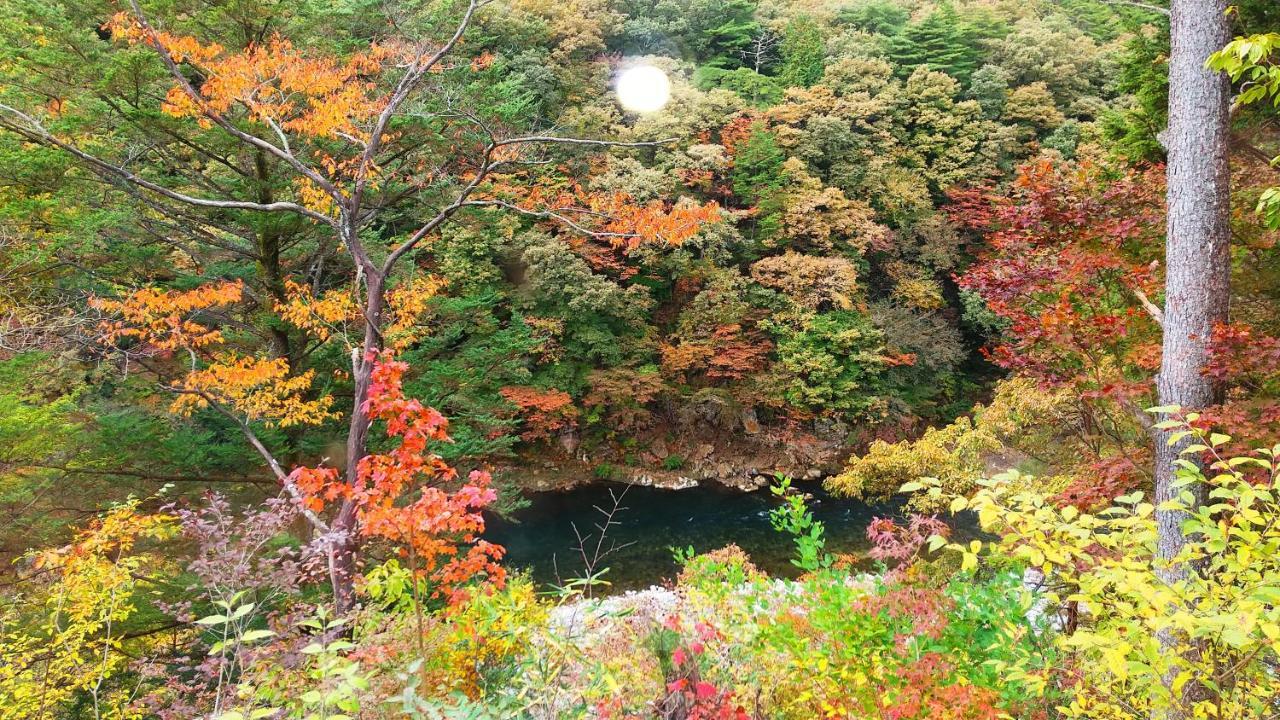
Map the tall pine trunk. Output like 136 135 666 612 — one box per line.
1154 0 1231 715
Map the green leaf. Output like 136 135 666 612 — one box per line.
195 614 229 626
1250 587 1280 604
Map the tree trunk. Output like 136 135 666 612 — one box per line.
1154 0 1232 716
330 270 386 616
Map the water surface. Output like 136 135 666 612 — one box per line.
484 480 967 592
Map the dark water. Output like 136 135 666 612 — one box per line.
483 480 970 592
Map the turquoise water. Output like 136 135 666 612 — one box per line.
484 480 972 592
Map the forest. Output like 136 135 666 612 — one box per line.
2 0 1280 717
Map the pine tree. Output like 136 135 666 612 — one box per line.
779 16 825 89
884 4 1004 85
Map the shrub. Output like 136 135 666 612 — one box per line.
928 417 1280 718
675 544 762 590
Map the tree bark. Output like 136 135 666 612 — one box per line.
328 266 386 616
1154 0 1232 716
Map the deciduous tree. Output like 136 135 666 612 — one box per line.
0 0 701 613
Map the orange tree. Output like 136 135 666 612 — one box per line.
0 0 716 611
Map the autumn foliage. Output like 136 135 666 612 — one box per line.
91 281 245 353
12 1 1280 718
499 385 578 441
106 15 391 142
1 501 174 717
92 281 332 429
952 160 1165 393
487 180 723 249
294 356 504 602
943 160 1169 506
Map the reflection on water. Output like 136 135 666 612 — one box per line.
483 480 975 593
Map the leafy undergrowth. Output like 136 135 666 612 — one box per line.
207 543 1054 720
12 421 1280 719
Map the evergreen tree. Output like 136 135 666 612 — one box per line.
732 124 785 204
732 123 786 242
837 0 910 35
699 0 761 68
1153 1 1232 716
1100 24 1170 163
884 4 1005 85
779 16 825 89
617 0 759 67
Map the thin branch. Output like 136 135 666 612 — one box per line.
7 463 273 486
491 135 677 149
460 199 635 240
0 105 334 225
1131 286 1164 328
354 0 485 203
1231 131 1280 171
164 386 331 534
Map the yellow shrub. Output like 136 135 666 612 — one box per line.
828 415 999 512
929 422 1280 719
828 377 1073 511
425 579 547 698
0 500 174 719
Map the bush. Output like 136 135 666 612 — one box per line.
675 544 762 590
928 418 1280 718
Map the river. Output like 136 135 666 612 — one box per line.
484 480 975 593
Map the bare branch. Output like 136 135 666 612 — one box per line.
1231 130 1280 172
492 135 678 149
0 104 335 225
380 135 497 273
1131 286 1164 328
355 0 485 203
459 199 636 240
165 386 332 533
7 463 274 486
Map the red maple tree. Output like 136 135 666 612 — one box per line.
294 355 504 604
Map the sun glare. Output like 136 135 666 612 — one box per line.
615 65 671 113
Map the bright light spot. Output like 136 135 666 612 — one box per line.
615 65 671 113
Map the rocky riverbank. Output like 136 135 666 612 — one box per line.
497 437 844 493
